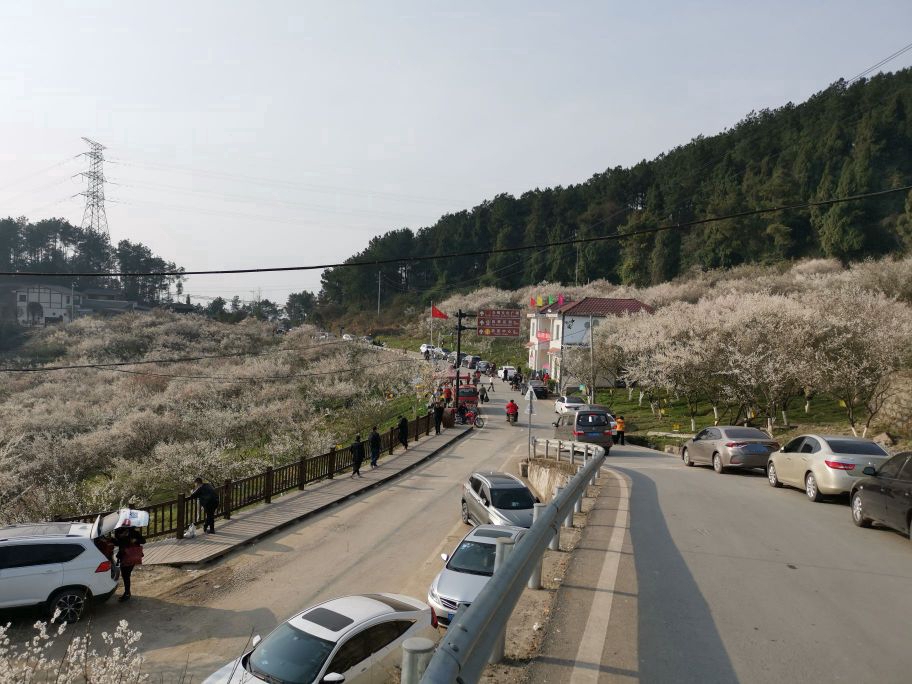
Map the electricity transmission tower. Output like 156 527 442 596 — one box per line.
78 137 109 236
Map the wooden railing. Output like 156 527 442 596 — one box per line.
57 412 437 540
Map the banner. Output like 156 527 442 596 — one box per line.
431 305 449 319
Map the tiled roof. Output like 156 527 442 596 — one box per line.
533 297 652 317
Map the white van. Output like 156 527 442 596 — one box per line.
499 365 517 380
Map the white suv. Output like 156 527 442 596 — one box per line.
0 520 118 622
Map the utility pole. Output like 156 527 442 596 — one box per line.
78 138 109 237
589 314 595 403
377 271 381 317
454 310 465 413
575 230 580 286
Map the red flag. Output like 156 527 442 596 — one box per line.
431 305 449 319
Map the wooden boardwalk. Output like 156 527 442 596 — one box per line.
142 425 472 566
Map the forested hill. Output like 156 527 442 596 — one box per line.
319 69 912 315
0 218 183 303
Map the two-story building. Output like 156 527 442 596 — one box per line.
526 297 653 384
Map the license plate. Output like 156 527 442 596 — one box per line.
587 432 600 437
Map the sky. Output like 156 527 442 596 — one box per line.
1 1 911 306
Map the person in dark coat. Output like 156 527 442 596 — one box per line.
397 415 409 450
189 477 220 534
351 434 365 478
113 526 145 602
433 402 445 434
369 425 382 468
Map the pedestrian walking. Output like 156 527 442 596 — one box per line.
433 402 444 434
397 415 409 450
189 477 220 534
114 526 145 602
351 434 365 478
479 386 488 404
443 386 452 407
487 375 495 392
369 426 382 467
615 415 626 445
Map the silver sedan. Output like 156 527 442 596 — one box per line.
682 426 780 473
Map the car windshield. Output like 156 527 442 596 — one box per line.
565 397 584 404
724 428 770 439
246 623 335 684
826 439 888 456
491 488 535 510
447 540 496 576
577 412 609 427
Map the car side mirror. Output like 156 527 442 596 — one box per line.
440 553 449 562
252 635 261 647
863 466 877 476
323 674 345 683
534 497 541 504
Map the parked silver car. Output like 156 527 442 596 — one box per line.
553 405 615 449
767 434 891 501
461 472 537 528
681 426 780 473
554 394 586 414
427 525 526 626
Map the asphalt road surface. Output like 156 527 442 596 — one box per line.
547 444 912 684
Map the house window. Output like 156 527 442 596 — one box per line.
65 296 70 304
18 294 26 302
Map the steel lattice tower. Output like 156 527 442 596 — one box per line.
79 137 109 235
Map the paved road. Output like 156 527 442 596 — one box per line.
112 386 531 680
535 444 912 683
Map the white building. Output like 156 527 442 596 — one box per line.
526 297 653 384
14 284 81 326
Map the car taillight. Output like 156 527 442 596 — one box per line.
825 460 855 470
95 561 111 573
572 430 584 436
725 442 747 448
603 430 612 435
430 609 438 628
768 442 780 450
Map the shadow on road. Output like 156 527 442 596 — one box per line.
616 466 740 684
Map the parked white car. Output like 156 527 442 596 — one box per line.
203 593 438 684
0 517 123 622
499 366 517 380
554 394 586 414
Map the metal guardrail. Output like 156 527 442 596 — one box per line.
418 438 606 683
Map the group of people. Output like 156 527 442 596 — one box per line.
350 417 410 477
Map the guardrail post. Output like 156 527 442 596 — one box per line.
414 417 420 443
544 440 550 459
574 467 583 515
175 493 185 540
388 428 395 455
556 440 562 462
223 478 232 520
425 412 431 436
327 447 336 479
562 481 573 529
401 636 435 684
528 503 546 590
489 538 516 664
265 466 274 504
570 447 576 466
298 457 306 490
551 486 564 548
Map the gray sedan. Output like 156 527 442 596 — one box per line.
682 426 780 473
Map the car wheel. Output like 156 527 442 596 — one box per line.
805 472 822 502
712 453 725 474
461 500 471 525
767 461 781 487
682 448 694 467
851 493 871 528
49 588 88 623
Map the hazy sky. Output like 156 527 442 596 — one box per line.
1 1 911 305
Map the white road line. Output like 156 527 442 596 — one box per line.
570 469 630 683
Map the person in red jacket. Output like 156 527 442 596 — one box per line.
506 399 519 423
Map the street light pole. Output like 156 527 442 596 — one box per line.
589 314 595 403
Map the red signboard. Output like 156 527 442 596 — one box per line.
477 308 522 337
536 331 551 342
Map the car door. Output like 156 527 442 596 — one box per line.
478 484 493 524
777 437 805 484
364 619 417 681
703 428 723 463
322 628 374 683
879 455 911 530
554 414 570 441
467 476 485 523
690 429 712 463
894 458 912 534
796 437 821 483
0 543 65 607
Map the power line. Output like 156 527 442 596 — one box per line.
846 41 912 85
3 183 909 278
